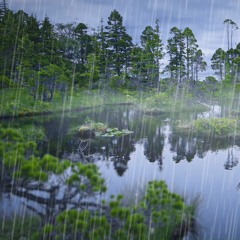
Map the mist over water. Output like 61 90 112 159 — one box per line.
1 0 240 239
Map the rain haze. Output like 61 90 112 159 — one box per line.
2 0 240 239
9 0 240 79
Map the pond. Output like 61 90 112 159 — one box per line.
1 104 240 239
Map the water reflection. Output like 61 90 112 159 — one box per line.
169 126 240 168
143 126 165 170
33 105 240 173
224 148 239 170
2 105 240 239
62 133 136 176
169 133 197 162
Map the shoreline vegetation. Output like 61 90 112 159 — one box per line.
0 88 212 119
175 117 240 137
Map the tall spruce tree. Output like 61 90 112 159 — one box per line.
74 23 92 66
224 19 238 51
140 21 163 88
230 43 240 82
39 17 59 67
193 49 207 82
55 22 77 65
166 27 185 83
105 9 133 77
211 48 226 81
95 18 109 77
183 27 198 81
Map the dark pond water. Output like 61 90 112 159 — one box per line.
1 104 240 239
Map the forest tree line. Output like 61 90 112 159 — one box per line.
1 0 240 100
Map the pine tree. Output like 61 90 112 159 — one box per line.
140 21 163 88
166 27 185 83
38 17 60 67
193 50 207 82
74 23 92 66
105 9 133 77
95 18 109 77
183 27 198 81
224 19 238 51
211 48 226 81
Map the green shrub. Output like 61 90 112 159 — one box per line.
44 180 196 240
145 92 170 108
0 75 13 89
193 118 238 136
0 216 40 240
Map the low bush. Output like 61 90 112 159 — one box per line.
193 117 238 136
40 180 196 240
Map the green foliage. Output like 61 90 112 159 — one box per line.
145 92 170 108
193 118 238 136
78 119 133 138
105 9 133 76
0 127 107 192
143 180 193 239
0 127 35 170
211 48 226 81
0 75 13 89
0 127 194 240
47 209 111 240
166 27 186 82
85 119 108 133
0 126 68 181
17 125 45 142
0 216 40 240
137 22 163 88
80 53 100 88
67 162 107 192
100 127 133 137
45 180 194 240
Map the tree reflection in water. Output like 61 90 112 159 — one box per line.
169 127 240 170
31 106 240 175
143 127 165 170
224 148 238 170
62 134 136 176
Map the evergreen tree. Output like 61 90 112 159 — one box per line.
183 27 198 81
231 43 240 82
140 20 163 89
223 19 238 79
95 18 109 78
224 19 238 51
0 9 30 79
193 49 207 82
105 9 133 77
0 8 15 77
129 45 145 89
26 15 40 43
38 17 60 67
74 23 92 66
166 27 185 83
211 48 226 81
55 22 78 67
19 15 40 74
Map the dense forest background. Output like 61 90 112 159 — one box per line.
0 0 240 100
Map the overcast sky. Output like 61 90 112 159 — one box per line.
8 0 240 79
